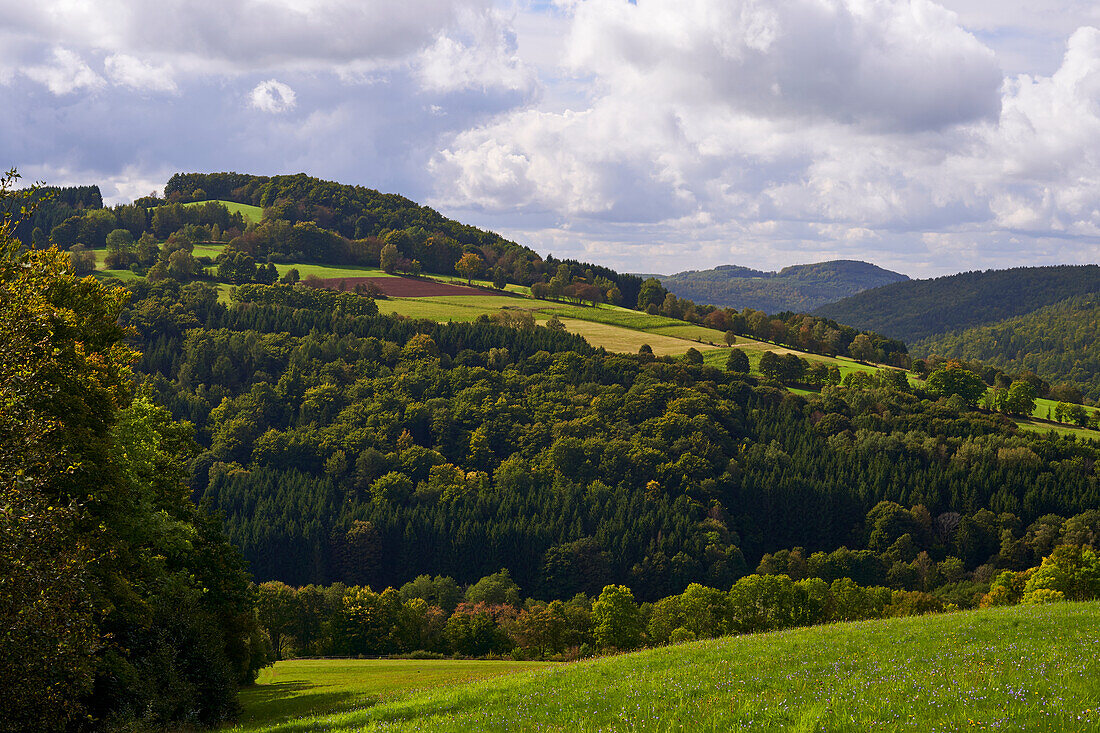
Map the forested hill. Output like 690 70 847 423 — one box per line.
659 260 907 313
163 171 643 307
120 279 1100 607
915 294 1100 401
13 184 102 245
815 265 1100 343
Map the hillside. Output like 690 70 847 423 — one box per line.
659 259 907 312
916 294 1100 401
163 171 644 307
122 278 1100 603
234 602 1100 732
815 264 1100 342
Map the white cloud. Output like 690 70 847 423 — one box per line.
249 79 297 113
104 54 178 93
23 48 105 95
432 3 1100 275
0 0 490 74
418 6 535 93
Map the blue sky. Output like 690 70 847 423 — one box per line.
2 0 1100 277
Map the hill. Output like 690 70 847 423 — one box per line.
163 171 645 307
915 294 1100 401
233 602 1100 732
659 259 908 312
123 278 1100 602
815 264 1100 343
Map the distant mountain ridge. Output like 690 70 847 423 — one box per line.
656 259 908 313
814 264 1100 343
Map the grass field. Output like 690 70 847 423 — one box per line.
1015 418 1099 441
185 199 264 224
275 263 392 279
229 602 1100 732
230 659 550 732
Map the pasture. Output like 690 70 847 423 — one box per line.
228 602 1100 732
184 199 264 224
230 659 550 732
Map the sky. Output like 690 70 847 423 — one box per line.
3 0 1100 278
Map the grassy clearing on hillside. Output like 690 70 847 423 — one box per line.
276 263 392 279
245 603 1100 732
1015 418 1099 441
557 318 718 356
185 199 264 224
423 273 532 296
230 659 550 732
380 296 518 322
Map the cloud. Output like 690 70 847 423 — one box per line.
432 3 1100 275
417 6 536 93
249 79 297 113
0 0 490 74
104 54 178 93
23 48 105 95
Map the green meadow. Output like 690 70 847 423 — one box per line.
183 199 265 224
229 659 550 732
230 602 1100 732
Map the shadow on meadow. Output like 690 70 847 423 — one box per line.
236 682 379 729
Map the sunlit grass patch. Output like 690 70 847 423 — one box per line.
229 659 550 732
266 602 1100 732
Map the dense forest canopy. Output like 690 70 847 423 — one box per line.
815 265 1100 343
915 294 1100 402
119 280 1100 607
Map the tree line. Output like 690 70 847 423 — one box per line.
252 529 1100 662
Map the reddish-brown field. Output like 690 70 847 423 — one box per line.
315 276 482 297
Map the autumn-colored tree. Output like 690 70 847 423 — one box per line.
456 251 484 285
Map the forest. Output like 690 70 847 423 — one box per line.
915 294 1100 402
118 279 1100 602
816 264 1100 342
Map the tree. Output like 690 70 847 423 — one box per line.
759 351 782 381
380 242 399 274
456 252 484 285
636 277 667 311
466 569 521 607
925 363 987 406
0 171 266 728
256 581 299 660
1004 380 1037 416
592 584 642 650
105 227 135 269
492 266 507 290
848 333 876 362
726 348 749 373
684 347 704 365
68 243 95 274
282 267 300 284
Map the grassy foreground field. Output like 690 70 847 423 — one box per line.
231 603 1100 732
230 659 550 731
